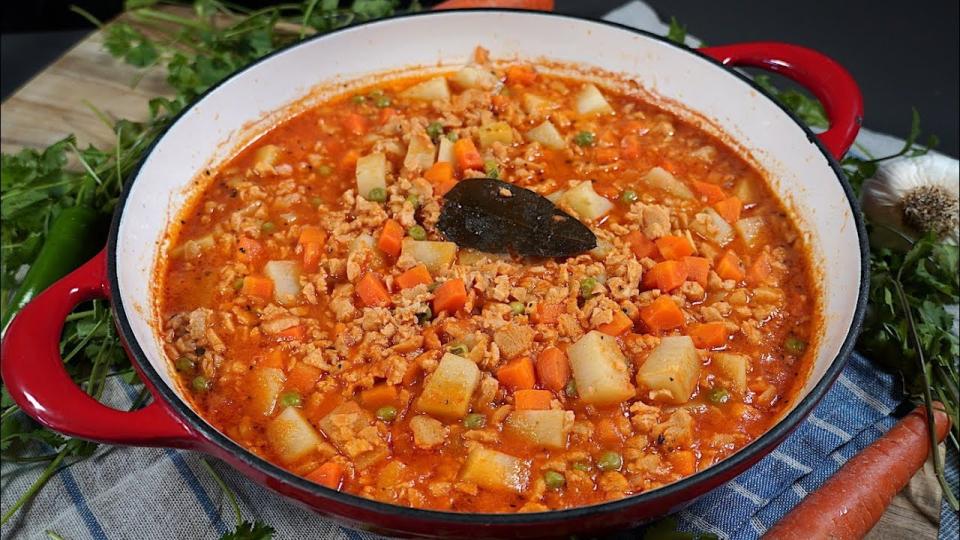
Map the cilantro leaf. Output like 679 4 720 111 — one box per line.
219 521 274 540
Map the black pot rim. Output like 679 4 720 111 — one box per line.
106 8 870 527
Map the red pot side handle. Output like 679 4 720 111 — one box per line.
700 42 863 159
0 249 197 448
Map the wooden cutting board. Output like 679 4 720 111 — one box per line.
0 11 946 540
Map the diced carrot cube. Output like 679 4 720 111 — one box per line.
692 180 726 203
453 138 483 171
433 278 467 314
306 462 344 490
242 275 273 299
640 296 685 332
643 260 688 292
746 252 772 285
514 389 552 410
496 357 536 390
506 65 537 85
359 384 398 409
655 235 694 260
535 347 570 393
287 362 322 393
713 196 742 224
683 256 711 286
597 310 633 336
689 322 728 349
377 219 404 258
716 251 745 282
356 273 391 307
626 230 659 260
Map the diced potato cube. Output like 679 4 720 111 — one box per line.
452 66 498 89
505 410 574 449
635 336 700 404
545 189 565 204
561 181 614 221
263 260 301 306
642 167 694 199
522 93 558 116
266 406 321 463
400 239 457 274
525 120 566 150
735 216 765 248
409 415 446 449
713 352 749 394
253 144 281 175
459 447 529 494
574 83 614 116
414 353 481 419
691 208 735 246
403 131 436 172
478 121 514 148
436 137 454 163
356 152 387 199
248 367 286 416
318 401 386 465
567 331 636 406
733 179 759 204
401 77 451 102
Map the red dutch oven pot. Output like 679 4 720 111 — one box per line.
1 9 866 538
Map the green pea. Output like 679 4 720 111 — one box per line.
597 451 623 472
573 131 596 147
564 379 578 398
708 388 730 404
620 189 638 204
464 413 486 430
260 221 275 234
351 95 366 104
426 122 444 142
311 196 324 206
580 277 597 297
369 89 385 98
416 308 432 325
448 343 469 356
376 406 398 422
192 375 212 392
280 391 302 408
232 278 245 291
509 301 526 316
484 159 500 179
785 336 807 355
408 225 427 241
572 461 591 473
367 187 387 202
406 194 420 208
317 164 333 176
446 132 459 142
175 356 196 372
374 95 392 108
543 470 566 490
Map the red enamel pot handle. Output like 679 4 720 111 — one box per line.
700 42 863 159
0 249 197 448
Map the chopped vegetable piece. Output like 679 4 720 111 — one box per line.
306 462 344 490
514 389 553 410
716 251 746 281
625 230 659 260
175 356 196 372
643 260 688 292
453 138 483 171
575 83 614 116
497 356 537 390
425 161 454 185
241 275 274 299
714 196 743 224
572 462 591 472
544 470 566 490
635 336 700 404
561 181 614 221
367 187 387 202
536 347 571 393
708 388 730 404
453 66 498 89
669 450 697 475
642 167 694 199
567 331 635 406
525 120 566 150
505 409 573 449
433 278 467 313
640 296 685 332
509 301 526 315
405 225 427 242
714 352 749 394
377 219 404 258
400 239 458 273
376 406 398 422
287 363 321 393
414 353 481 419
397 264 432 289
478 121 514 148
404 131 436 171
620 189 638 204
268 407 322 464
580 276 598 297
356 152 387 199
655 235 694 260
564 379 577 398
689 322 728 349
506 64 537 85
692 180 727 203
459 447 529 494
484 159 500 179
356 273 391 307
360 384 398 409
264 260 301 306
746 252 772 285
597 451 623 471
400 77 450 102
683 256 711 286
691 207 735 246
597 310 633 336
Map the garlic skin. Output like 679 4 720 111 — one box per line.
861 154 959 249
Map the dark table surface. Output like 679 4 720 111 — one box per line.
2 0 957 156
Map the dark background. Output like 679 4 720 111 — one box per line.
2 0 958 156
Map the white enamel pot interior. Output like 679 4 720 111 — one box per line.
108 8 867 533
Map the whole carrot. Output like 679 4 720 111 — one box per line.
433 0 554 11
764 404 950 540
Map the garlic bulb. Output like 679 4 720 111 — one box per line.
861 154 959 248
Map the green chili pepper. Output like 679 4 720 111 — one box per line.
1 206 102 335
